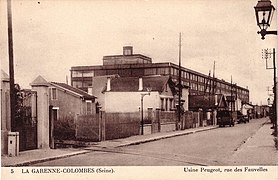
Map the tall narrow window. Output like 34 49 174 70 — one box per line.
160 98 164 110
51 88 57 100
169 99 173 110
86 101 92 114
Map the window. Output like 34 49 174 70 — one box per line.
157 68 169 75
72 81 82 88
191 74 194 80
169 99 173 110
82 71 94 77
72 71 83 77
186 72 189 79
51 88 57 100
165 98 168 111
86 101 92 114
173 68 178 76
145 68 156 75
160 98 164 110
192 83 198 90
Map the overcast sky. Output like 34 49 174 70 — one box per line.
0 0 277 105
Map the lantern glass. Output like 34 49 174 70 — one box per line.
254 0 276 31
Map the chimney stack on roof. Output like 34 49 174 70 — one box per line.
123 46 133 56
139 77 143 91
107 77 111 91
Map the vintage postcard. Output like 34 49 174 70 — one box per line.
1 0 277 179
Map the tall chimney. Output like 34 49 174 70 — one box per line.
88 87 93 95
138 77 143 91
123 46 133 55
215 95 218 106
107 77 111 91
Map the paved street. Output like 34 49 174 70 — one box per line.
34 118 276 166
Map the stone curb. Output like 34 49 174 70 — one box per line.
85 126 218 149
117 126 218 147
116 131 194 147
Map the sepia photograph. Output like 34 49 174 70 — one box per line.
1 0 277 179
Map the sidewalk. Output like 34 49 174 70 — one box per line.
1 148 90 167
230 121 278 165
1 125 217 167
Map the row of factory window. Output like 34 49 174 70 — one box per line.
72 68 202 81
72 68 238 90
71 67 248 95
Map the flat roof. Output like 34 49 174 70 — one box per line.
103 54 152 61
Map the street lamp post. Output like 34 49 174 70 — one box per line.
255 0 278 136
140 92 150 135
254 0 277 40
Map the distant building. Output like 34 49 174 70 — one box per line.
189 94 228 112
30 76 97 148
71 46 249 103
92 75 189 114
189 94 228 125
49 81 96 121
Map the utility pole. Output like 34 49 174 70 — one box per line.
272 48 277 136
176 32 182 130
7 0 16 131
212 61 216 125
262 48 277 136
230 75 233 122
208 70 211 115
141 95 144 135
212 61 216 94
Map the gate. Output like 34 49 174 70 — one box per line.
76 113 102 141
76 112 140 141
14 90 37 151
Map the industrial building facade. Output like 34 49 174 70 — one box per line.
70 46 249 103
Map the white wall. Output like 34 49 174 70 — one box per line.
1 78 11 155
105 91 160 113
182 88 189 111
